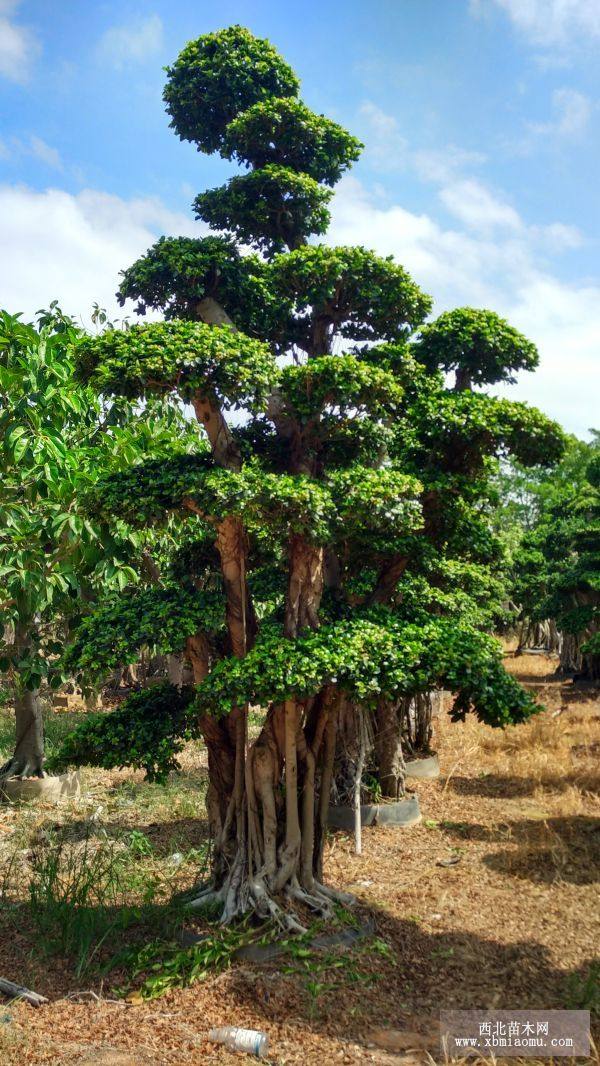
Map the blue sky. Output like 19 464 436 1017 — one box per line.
1 0 599 435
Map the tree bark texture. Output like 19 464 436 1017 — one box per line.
374 699 407 799
0 688 44 779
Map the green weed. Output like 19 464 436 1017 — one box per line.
128 830 154 858
23 829 179 977
565 962 600 1017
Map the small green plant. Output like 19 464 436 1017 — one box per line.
128 830 154 858
279 929 385 1019
565 962 600 1017
371 937 394 959
430 946 455 960
362 773 383 804
333 903 360 928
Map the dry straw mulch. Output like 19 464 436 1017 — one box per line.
1 650 598 1065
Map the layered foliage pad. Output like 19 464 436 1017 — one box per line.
194 165 333 254
223 97 363 183
279 356 406 420
117 236 290 342
408 392 565 472
270 245 432 344
75 321 277 409
164 25 300 153
62 585 224 683
415 307 539 386
82 454 423 550
49 684 197 783
193 614 538 726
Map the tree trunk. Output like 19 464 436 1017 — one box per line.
0 688 44 779
454 366 473 391
185 296 351 924
284 535 323 638
167 654 184 687
368 555 409 605
215 516 256 657
374 699 406 799
187 535 351 926
559 628 600 680
403 692 434 757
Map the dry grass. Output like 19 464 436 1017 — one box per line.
0 651 598 1065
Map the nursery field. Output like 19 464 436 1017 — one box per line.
0 649 598 1065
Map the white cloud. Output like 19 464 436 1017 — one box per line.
357 101 408 171
0 0 40 83
530 87 592 138
328 176 600 437
534 221 584 250
471 0 600 48
439 179 522 232
413 145 487 184
358 103 488 181
0 134 64 170
97 14 164 68
0 184 204 326
28 135 63 171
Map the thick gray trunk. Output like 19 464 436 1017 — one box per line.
167 654 184 687
403 692 434 756
1 689 44 779
374 699 406 799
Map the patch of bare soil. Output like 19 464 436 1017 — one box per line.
1 652 598 1064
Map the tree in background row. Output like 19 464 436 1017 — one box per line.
509 434 600 678
54 26 564 925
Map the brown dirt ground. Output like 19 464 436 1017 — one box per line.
0 650 598 1065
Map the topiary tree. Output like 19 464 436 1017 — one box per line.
55 26 564 926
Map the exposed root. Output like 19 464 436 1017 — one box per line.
187 869 308 933
186 887 226 911
0 755 45 781
285 877 334 919
313 881 357 907
185 689 355 931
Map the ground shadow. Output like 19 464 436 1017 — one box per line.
440 814 600 886
31 815 210 858
3 891 597 1058
448 772 600 799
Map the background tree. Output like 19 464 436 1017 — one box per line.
54 25 564 926
0 307 195 780
507 435 600 677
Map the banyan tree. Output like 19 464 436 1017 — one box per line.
54 26 565 925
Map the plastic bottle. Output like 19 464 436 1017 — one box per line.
209 1026 269 1058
